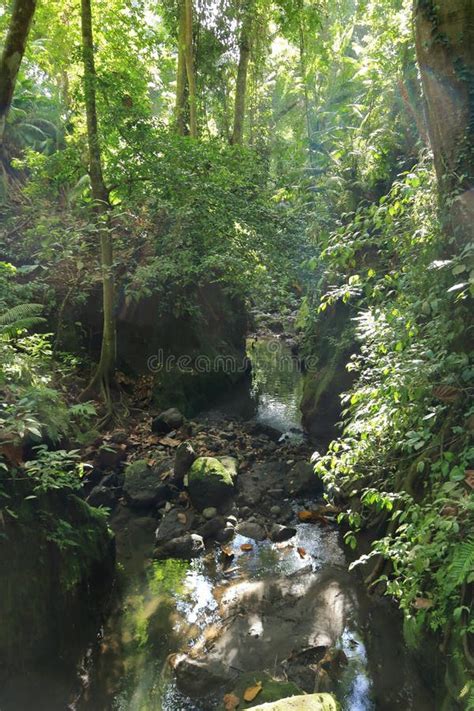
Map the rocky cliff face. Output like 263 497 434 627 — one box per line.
0 484 114 678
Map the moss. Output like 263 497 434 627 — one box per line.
189 456 233 485
187 456 235 509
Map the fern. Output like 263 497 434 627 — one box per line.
445 539 474 594
0 303 45 336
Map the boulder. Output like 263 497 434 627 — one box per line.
202 506 218 520
152 407 184 434
155 507 194 544
173 655 232 697
270 524 296 543
174 441 197 481
219 456 239 479
123 459 172 508
87 485 117 509
153 533 204 560
251 695 338 711
288 461 324 497
187 456 235 509
197 516 226 541
236 521 266 541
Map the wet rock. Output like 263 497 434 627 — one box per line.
202 506 218 520
216 523 235 543
153 533 204 560
152 407 184 434
245 420 282 442
87 485 117 509
187 456 235 509
155 507 194 543
288 461 324 497
236 521 266 541
198 516 226 540
270 505 282 517
270 523 296 542
173 441 197 481
226 514 238 526
123 459 172 508
173 655 232 697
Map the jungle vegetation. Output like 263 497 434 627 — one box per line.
0 0 472 707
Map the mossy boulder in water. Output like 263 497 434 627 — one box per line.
250 694 338 711
187 456 235 509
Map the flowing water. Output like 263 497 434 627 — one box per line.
1 338 435 711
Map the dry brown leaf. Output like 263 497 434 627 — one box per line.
177 513 187 524
223 693 240 710
297 547 307 559
158 436 181 448
465 470 474 490
240 543 253 552
243 682 262 702
432 385 462 403
298 510 316 522
413 597 434 610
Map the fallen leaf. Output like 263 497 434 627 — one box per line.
243 682 263 702
240 543 253 552
297 546 307 558
465 470 474 490
413 597 434 610
298 510 316 522
177 513 187 524
158 436 180 448
432 384 462 403
223 693 240 710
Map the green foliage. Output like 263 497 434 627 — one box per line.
310 164 473 664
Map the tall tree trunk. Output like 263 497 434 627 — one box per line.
0 0 37 158
231 0 253 145
81 0 116 407
175 0 187 135
414 0 474 240
298 10 313 166
184 0 197 138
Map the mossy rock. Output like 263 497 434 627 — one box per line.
223 673 302 709
250 694 338 711
187 456 235 509
123 458 171 508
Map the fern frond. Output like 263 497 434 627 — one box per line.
0 304 43 325
446 539 474 593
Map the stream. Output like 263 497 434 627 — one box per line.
1 338 435 711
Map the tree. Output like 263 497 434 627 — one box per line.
415 0 474 239
0 0 37 154
80 0 116 409
231 0 254 145
175 0 197 137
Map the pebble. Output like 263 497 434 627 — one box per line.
202 507 218 520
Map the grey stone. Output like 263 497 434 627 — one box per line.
153 533 204 560
155 507 193 544
174 441 197 480
236 521 266 541
152 408 184 434
270 523 297 543
87 485 116 509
